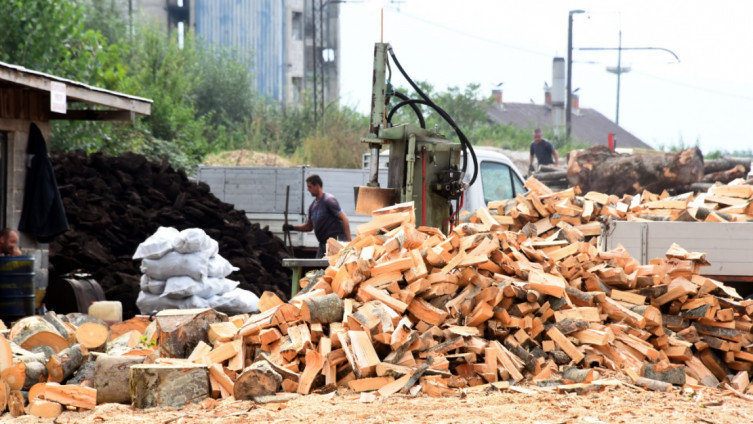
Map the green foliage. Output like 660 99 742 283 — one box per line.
297 102 369 168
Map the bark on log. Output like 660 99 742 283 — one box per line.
642 363 686 386
155 308 228 358
8 390 24 417
95 355 146 404
301 294 344 324
566 146 704 196
9 316 68 353
130 363 210 408
704 157 751 174
68 358 96 387
233 360 283 400
635 376 672 392
702 164 748 184
23 360 47 390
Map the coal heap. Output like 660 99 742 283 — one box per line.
47 151 291 318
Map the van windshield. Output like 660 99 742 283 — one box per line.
480 161 525 203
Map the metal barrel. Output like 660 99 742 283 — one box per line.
0 256 36 322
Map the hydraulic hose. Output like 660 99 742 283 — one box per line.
387 98 430 128
387 46 479 187
391 91 426 128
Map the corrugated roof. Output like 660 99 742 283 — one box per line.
487 102 653 149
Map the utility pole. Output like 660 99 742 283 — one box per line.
566 10 585 140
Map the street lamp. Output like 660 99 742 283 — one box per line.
566 9 585 140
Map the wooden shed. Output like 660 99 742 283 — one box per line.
0 61 152 304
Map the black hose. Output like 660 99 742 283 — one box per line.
391 91 426 128
387 46 479 186
387 98 429 128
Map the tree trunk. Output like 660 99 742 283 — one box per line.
566 146 704 196
704 157 751 174
130 363 210 408
233 360 283 400
702 164 748 183
95 356 146 404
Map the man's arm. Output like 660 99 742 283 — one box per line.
338 212 351 241
292 219 313 232
553 148 560 164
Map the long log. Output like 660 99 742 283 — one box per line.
95 355 146 404
704 157 751 174
566 146 704 196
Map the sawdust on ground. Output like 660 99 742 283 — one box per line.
5 381 752 424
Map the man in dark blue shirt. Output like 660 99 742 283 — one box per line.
284 174 351 258
529 128 559 173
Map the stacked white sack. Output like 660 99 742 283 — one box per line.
133 227 259 315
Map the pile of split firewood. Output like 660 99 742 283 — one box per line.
2 177 753 419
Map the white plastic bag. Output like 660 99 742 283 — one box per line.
207 288 260 314
173 228 213 254
136 291 210 315
140 250 210 282
133 227 179 260
162 276 239 299
207 254 238 278
139 274 166 295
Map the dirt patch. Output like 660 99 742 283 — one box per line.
202 150 296 167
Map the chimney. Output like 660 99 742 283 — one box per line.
571 93 580 115
551 57 565 136
544 90 552 106
492 89 502 105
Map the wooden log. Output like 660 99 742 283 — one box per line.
634 377 672 392
44 384 97 409
28 399 63 418
9 316 68 353
94 355 146 404
566 146 704 196
562 366 595 383
0 335 11 373
8 390 24 417
23 360 47 390
46 344 85 384
155 308 228 358
1 361 26 391
130 363 210 408
642 363 686 386
68 359 96 387
301 293 344 324
233 360 283 400
297 350 324 394
42 312 74 344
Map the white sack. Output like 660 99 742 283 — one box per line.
140 250 209 282
133 226 179 260
207 254 238 278
174 228 214 254
207 288 260 314
161 276 238 299
140 274 166 295
136 291 210 315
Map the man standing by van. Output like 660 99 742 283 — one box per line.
529 128 559 173
283 175 351 258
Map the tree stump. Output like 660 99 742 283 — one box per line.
233 360 283 400
9 316 68 353
130 363 210 408
155 308 228 358
95 356 146 404
566 146 704 196
301 293 344 324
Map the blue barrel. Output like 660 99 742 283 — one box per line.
0 256 35 320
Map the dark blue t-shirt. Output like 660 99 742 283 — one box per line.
309 193 345 244
530 139 555 165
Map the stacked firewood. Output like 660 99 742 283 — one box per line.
483 177 753 241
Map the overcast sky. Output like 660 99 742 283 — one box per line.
338 0 753 153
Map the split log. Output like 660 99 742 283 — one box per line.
301 293 344 324
233 360 283 400
0 379 8 412
8 390 24 417
44 384 97 409
94 356 146 404
642 363 686 386
566 146 704 196
28 399 63 418
155 308 228 358
130 363 210 408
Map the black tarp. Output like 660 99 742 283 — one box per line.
18 123 69 242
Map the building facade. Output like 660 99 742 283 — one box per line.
134 0 339 106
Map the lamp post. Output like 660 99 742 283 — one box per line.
566 9 585 140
